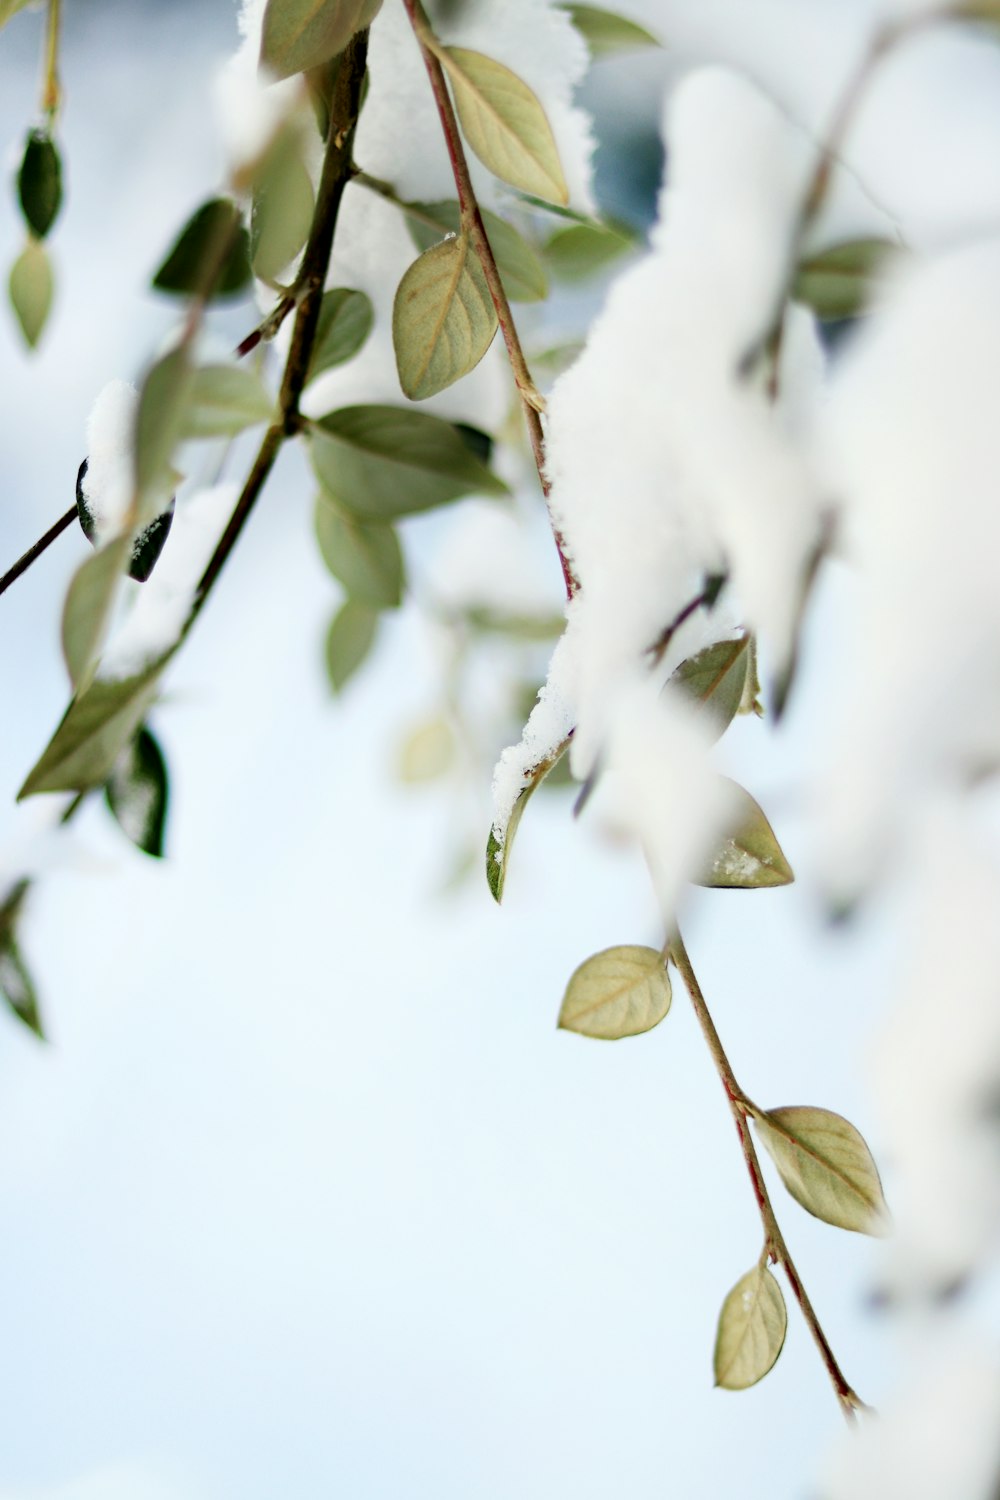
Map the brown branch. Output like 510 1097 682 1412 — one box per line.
0 505 76 597
668 928 867 1423
400 0 579 601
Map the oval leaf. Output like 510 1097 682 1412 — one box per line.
181 365 274 439
9 238 53 349
406 201 548 303
713 1264 787 1391
152 198 251 299
792 238 899 322
18 130 62 239
250 133 316 282
18 655 172 799
309 287 374 378
696 779 793 889
314 496 403 608
0 0 36 28
308 404 508 521
260 0 382 81
487 735 570 903
543 220 634 281
61 537 132 692
558 944 671 1040
135 346 194 525
393 233 498 400
441 47 569 205
104 725 169 858
0 881 43 1039
325 599 378 693
396 717 455 783
671 638 750 740
753 1106 889 1236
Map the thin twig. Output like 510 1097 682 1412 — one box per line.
42 0 61 120
0 506 76 597
667 928 867 1423
400 0 579 600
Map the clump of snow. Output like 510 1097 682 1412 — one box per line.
79 380 139 546
99 484 238 681
870 809 1000 1291
824 1337 1000 1500
815 236 1000 895
215 0 306 177
491 66 824 883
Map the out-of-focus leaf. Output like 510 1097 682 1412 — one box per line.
0 881 43 1038
152 198 252 299
441 47 569 205
181 365 274 439
135 345 194 525
543 220 634 281
487 734 570 902
792 239 898 321
560 3 660 55
314 496 403 607
61 537 132 691
104 724 169 858
308 404 508 520
396 716 455 782
696 779 794 889
9 238 53 348
18 130 62 239
713 1264 787 1391
325 599 378 692
308 287 374 377
753 1106 890 1236
18 655 171 798
0 0 36 29
558 944 671 1039
393 233 498 400
250 133 315 282
406 200 548 303
259 0 382 81
671 637 750 740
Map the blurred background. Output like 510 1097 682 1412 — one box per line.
2 2 1000 1496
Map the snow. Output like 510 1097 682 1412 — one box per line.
215 0 306 177
816 236 1000 896
491 66 824 879
98 484 238 681
79 380 139 546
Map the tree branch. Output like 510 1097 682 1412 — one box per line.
0 505 76 598
668 928 868 1423
400 0 579 601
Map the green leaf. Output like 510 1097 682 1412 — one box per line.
309 287 374 378
9 238 53 349
0 882 43 1038
560 3 660 55
74 461 175 584
441 47 569 205
393 233 498 400
308 404 508 521
713 1264 787 1391
793 238 898 322
314 495 403 607
0 0 36 28
558 944 671 1040
152 198 252 299
396 716 455 782
487 735 570 902
259 0 382 81
61 537 132 692
181 364 274 439
406 200 548 303
135 345 194 524
250 132 316 283
19 656 171 799
696 779 794 889
543 220 634 281
104 725 169 858
325 600 378 692
753 1106 890 1236
18 130 62 239
671 637 750 740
